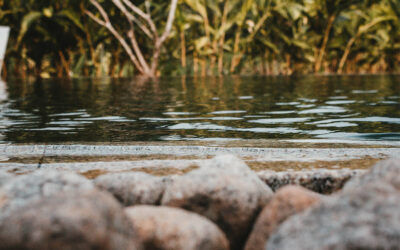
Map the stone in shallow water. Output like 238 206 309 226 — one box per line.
257 169 363 194
0 171 13 187
162 155 273 250
266 178 400 249
245 185 322 250
0 170 95 218
94 172 174 206
125 205 229 250
0 189 141 250
344 158 400 191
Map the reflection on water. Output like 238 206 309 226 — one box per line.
0 75 399 143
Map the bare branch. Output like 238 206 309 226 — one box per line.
85 10 107 27
130 18 153 39
89 0 110 24
112 0 153 39
158 0 179 46
86 0 145 74
121 0 158 37
112 0 151 72
127 29 151 73
87 0 179 77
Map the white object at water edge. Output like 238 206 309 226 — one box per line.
0 26 10 75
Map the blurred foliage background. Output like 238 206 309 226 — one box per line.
1 0 400 78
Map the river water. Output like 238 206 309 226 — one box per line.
0 75 399 143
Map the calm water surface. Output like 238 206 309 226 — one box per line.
0 76 399 143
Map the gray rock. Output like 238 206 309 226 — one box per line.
94 172 173 206
0 171 13 187
344 158 400 191
245 186 322 250
125 205 229 250
200 154 255 175
199 154 270 192
258 169 364 194
0 189 142 250
162 155 273 250
266 181 400 250
0 170 95 218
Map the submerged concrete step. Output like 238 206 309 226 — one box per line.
1 145 399 160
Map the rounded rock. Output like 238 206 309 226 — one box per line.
125 205 229 250
0 170 95 218
0 171 13 187
266 182 400 250
162 155 273 250
200 154 255 175
0 189 142 250
344 158 400 191
245 186 322 250
94 172 173 206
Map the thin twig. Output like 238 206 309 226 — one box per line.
121 0 158 37
86 0 145 74
112 0 154 39
37 145 47 169
112 0 151 72
87 0 178 77
158 0 179 46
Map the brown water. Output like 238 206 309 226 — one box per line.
0 75 399 143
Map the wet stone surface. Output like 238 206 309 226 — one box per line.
0 142 395 178
1 144 399 161
257 169 365 194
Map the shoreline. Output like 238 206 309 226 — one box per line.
0 147 399 249
0 140 397 185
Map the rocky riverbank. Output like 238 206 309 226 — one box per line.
0 155 399 249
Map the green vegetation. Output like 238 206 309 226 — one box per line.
1 0 400 78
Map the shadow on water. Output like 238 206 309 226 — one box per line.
0 75 399 143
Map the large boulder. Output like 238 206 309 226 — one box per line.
0 189 142 250
343 158 400 191
266 177 400 249
125 205 229 250
245 186 322 250
0 170 95 218
0 171 13 187
162 155 273 250
94 172 173 206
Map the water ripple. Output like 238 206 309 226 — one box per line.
249 118 311 124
